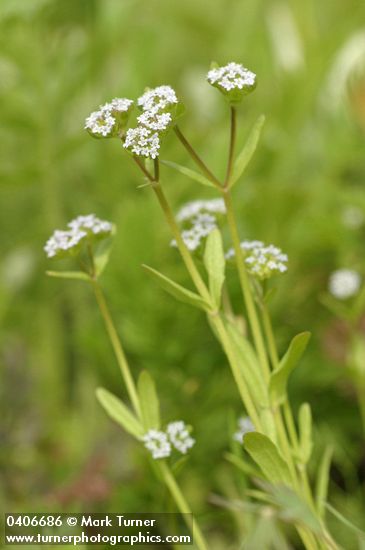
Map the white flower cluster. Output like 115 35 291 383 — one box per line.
176 199 226 223
44 214 113 258
226 240 288 280
142 430 171 459
123 85 177 159
124 127 161 159
233 416 255 443
207 62 256 92
137 85 178 113
142 420 195 460
328 269 361 300
85 98 133 137
171 199 226 252
167 421 195 454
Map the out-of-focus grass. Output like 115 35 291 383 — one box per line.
1 0 365 546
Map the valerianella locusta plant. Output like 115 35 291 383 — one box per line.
44 59 357 550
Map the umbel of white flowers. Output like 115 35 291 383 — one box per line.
328 269 361 300
85 98 134 138
233 416 255 443
226 240 288 280
171 199 226 251
85 61 257 156
142 420 195 460
207 62 256 102
44 214 113 259
123 85 178 159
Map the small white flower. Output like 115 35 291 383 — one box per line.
123 126 160 159
167 421 195 454
137 85 178 113
44 229 87 258
233 416 255 443
68 214 113 236
171 213 218 251
207 62 256 92
44 214 113 258
137 111 172 131
102 97 133 113
85 108 116 137
142 429 171 459
226 240 288 280
176 199 226 223
329 269 361 300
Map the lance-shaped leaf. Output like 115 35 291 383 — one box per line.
142 264 212 311
161 160 217 189
269 332 311 407
203 229 225 308
46 270 90 282
297 403 313 464
225 320 269 408
243 432 291 485
230 115 265 187
96 388 143 438
315 446 333 517
94 225 116 277
138 370 160 431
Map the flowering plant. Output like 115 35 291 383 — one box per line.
45 61 364 549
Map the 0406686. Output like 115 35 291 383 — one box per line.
6 515 62 527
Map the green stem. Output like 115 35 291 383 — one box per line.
91 280 141 419
151 181 261 428
152 182 211 302
174 126 221 187
158 461 208 550
222 189 270 380
224 106 237 186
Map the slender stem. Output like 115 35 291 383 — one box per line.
150 181 261 428
133 155 154 181
158 461 208 550
222 189 270 380
224 106 237 186
174 126 221 187
91 280 141 418
152 182 211 302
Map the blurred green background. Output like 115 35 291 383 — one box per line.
1 0 365 548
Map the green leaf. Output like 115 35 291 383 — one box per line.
326 503 365 539
142 264 212 311
298 403 313 464
225 320 269 407
161 160 217 189
96 388 143 438
269 332 311 407
138 370 160 430
230 115 265 187
315 446 333 517
203 229 225 308
258 482 322 534
46 270 90 282
94 226 116 277
243 432 291 485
